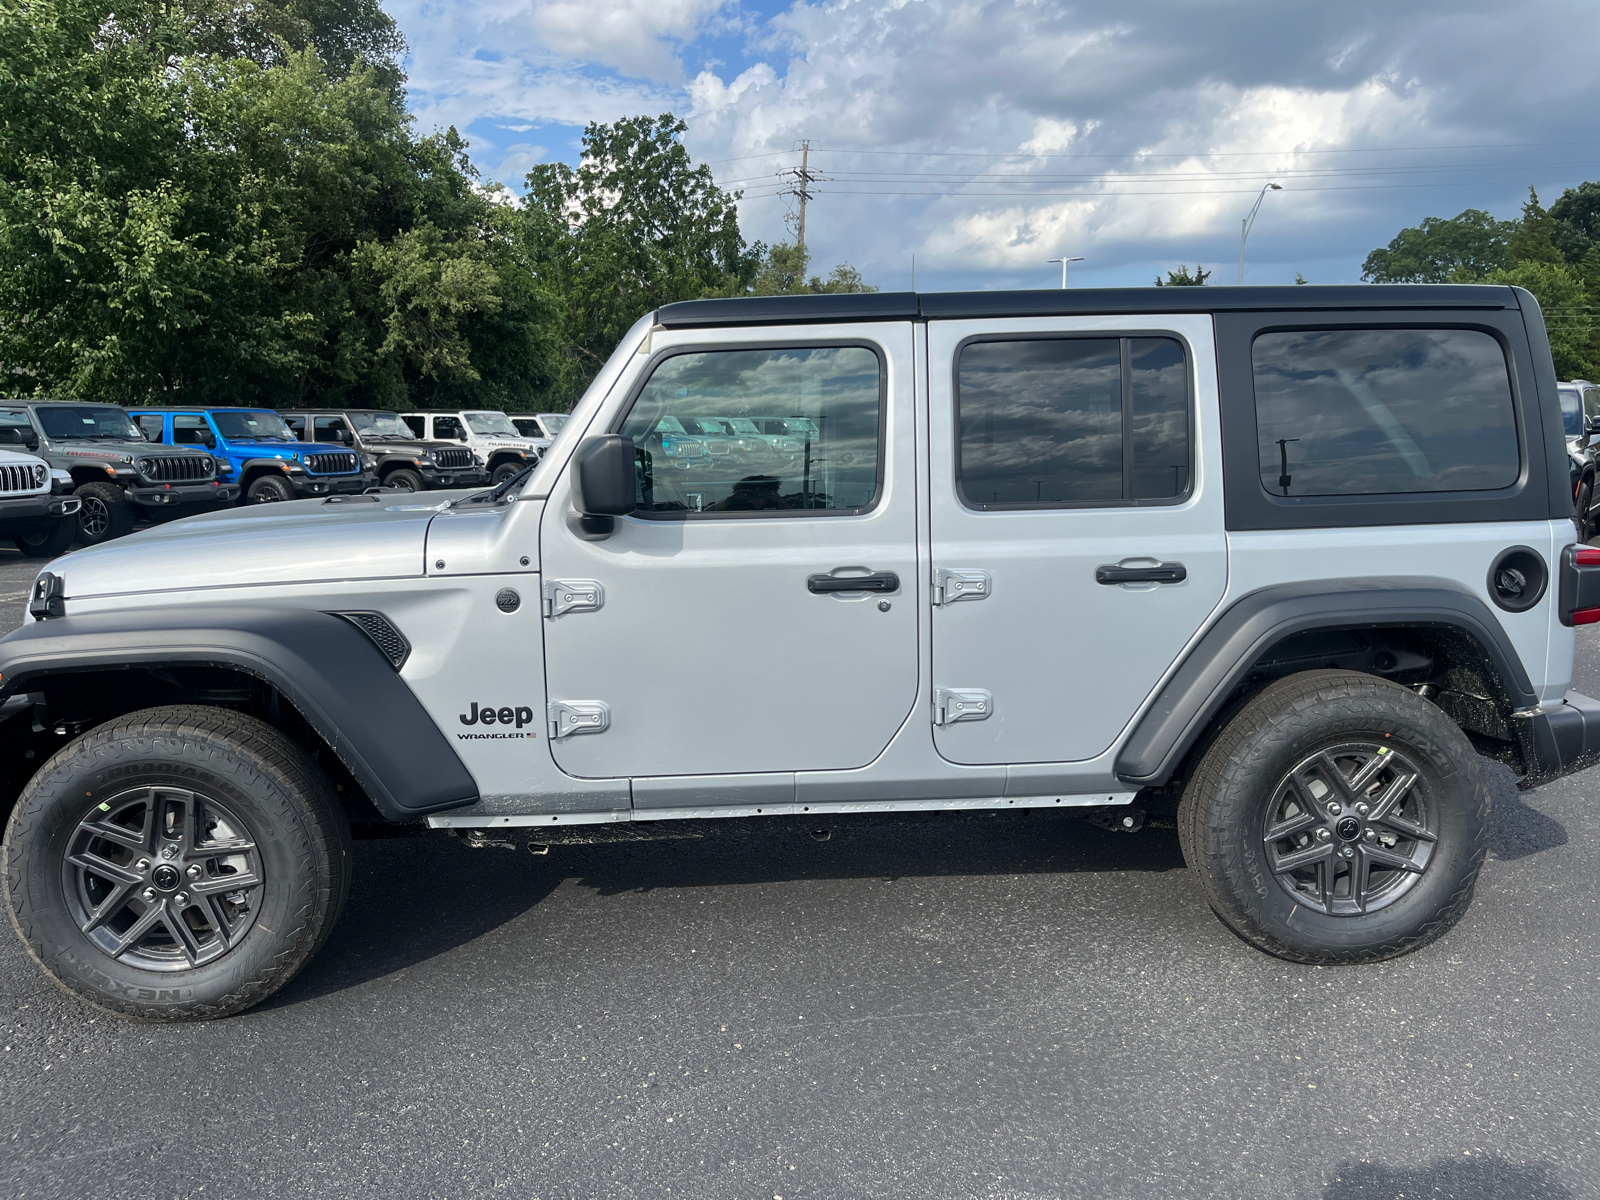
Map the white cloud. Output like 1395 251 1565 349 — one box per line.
526 0 730 81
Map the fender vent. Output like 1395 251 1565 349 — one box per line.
333 611 410 669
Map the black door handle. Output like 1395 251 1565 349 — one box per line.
1095 562 1187 585
808 571 900 594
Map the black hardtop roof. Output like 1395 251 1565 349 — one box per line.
0 399 135 408
402 408 509 414
135 405 281 413
656 284 1520 329
275 408 409 415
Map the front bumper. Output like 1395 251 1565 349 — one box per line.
1516 691 1600 789
0 492 80 532
128 481 240 508
421 466 490 488
291 471 376 498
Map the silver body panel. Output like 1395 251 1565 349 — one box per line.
40 308 1576 826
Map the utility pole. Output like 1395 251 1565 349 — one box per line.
1046 255 1084 288
776 141 828 253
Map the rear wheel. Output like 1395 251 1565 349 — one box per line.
246 474 294 504
1178 670 1490 964
384 467 423 492
73 482 134 545
1577 476 1594 541
2 706 350 1020
14 517 76 558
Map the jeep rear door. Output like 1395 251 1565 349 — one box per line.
538 321 920 795
925 314 1228 770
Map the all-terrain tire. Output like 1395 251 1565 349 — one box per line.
2 706 351 1020
246 474 295 504
1177 670 1491 964
491 461 524 485
73 481 135 545
384 467 423 492
14 516 76 558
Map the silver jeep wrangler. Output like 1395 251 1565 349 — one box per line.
2 284 1597 1021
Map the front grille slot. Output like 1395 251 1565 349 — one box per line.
305 452 358 475
142 455 212 482
434 448 473 469
0 464 42 494
333 611 410 669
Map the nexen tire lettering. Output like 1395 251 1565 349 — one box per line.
459 702 535 729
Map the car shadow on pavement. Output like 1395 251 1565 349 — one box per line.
1324 1154 1572 1199
1485 763 1570 861
265 812 1185 1007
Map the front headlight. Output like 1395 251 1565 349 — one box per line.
135 458 152 475
30 464 46 487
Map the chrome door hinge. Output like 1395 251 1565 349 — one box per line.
543 579 605 618
933 687 993 726
548 700 610 739
932 568 990 606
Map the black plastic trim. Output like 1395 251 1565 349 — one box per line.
1114 578 1536 786
1518 691 1600 788
655 285 1516 329
0 606 477 818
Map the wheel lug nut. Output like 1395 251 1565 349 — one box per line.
1364 829 1376 841
1327 802 1342 815
175 892 189 905
1316 828 1332 841
1356 803 1369 815
136 859 150 871
186 864 201 879
1341 847 1354 859
141 888 156 902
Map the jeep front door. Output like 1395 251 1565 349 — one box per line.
539 324 919 792
926 315 1228 770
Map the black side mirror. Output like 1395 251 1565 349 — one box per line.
339 429 354 445
0 429 19 445
571 435 637 535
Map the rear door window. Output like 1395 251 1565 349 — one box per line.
135 414 165 441
955 336 1191 508
172 414 215 447
314 416 348 442
1253 329 1519 496
433 416 465 441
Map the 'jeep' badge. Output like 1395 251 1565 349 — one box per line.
459 702 535 729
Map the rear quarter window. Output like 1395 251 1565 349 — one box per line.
1253 328 1519 497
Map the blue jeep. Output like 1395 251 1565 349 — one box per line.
135 408 374 503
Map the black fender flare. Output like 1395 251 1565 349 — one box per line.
237 459 297 486
0 606 478 819
1114 578 1537 787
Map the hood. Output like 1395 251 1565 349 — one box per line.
364 438 462 456
58 494 454 601
0 448 44 467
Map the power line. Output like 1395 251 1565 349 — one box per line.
774 140 830 251
717 161 1600 187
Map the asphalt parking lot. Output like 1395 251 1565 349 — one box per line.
0 549 1596 1199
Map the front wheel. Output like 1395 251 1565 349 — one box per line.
2 706 350 1020
384 468 423 492
14 517 76 558
1178 670 1490 964
73 481 135 545
490 461 524 485
246 474 294 504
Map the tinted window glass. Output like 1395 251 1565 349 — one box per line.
134 413 164 440
283 415 308 440
955 337 1190 508
35 406 140 441
434 416 465 440
211 410 295 442
314 416 348 440
1254 329 1519 496
620 347 881 514
1560 386 1583 437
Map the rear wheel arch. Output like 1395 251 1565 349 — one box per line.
1117 580 1539 792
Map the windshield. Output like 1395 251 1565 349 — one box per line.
36 406 141 441
537 413 568 433
211 410 296 442
465 411 520 436
785 418 821 438
724 418 762 435
348 412 414 438
656 416 688 434
1560 386 1583 437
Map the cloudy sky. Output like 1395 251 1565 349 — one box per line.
386 0 1600 291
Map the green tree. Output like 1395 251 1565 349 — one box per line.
521 114 761 403
1506 187 1565 267
1550 181 1600 266
0 0 551 408
747 242 876 296
1486 260 1592 377
1155 264 1210 286
1360 209 1514 282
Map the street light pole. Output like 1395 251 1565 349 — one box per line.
1238 183 1282 284
1046 255 1084 288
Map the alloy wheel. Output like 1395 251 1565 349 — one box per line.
79 496 108 538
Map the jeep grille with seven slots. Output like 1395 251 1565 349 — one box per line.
304 452 359 475
138 454 213 482
0 463 46 494
433 447 474 469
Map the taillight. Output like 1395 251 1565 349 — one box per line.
1560 543 1600 626
1576 609 1600 625
1576 547 1600 567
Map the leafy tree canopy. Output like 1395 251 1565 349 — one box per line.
746 242 876 296
1360 209 1515 283
1550 182 1600 266
1155 264 1210 286
1506 187 1566 268
1485 259 1592 377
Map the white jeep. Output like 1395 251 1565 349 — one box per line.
1 284 1596 1021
